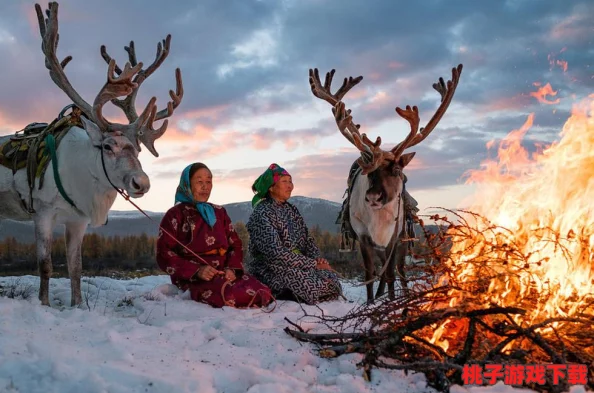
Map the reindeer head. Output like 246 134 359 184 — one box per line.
35 2 184 197
309 65 462 210
82 118 149 197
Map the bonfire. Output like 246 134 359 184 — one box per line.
286 94 594 393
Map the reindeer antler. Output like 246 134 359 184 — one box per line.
309 68 387 173
100 36 183 156
100 35 184 122
309 65 463 174
92 60 143 130
35 2 92 118
35 2 182 157
390 64 463 159
113 97 168 157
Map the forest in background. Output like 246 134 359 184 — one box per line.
0 222 435 280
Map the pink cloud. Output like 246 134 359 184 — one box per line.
0 96 74 136
549 13 591 42
283 139 298 151
181 104 232 122
343 86 369 101
189 124 219 141
249 129 275 150
479 94 533 112
165 126 335 164
362 91 391 111
388 61 405 70
367 72 383 82
23 4 40 38
217 153 353 202
347 71 442 128
185 138 472 205
0 110 30 134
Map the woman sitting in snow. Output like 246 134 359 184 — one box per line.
156 162 272 308
245 163 343 304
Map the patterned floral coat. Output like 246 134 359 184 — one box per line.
156 203 272 308
245 198 342 304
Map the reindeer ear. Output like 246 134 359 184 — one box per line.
398 152 416 168
81 116 104 147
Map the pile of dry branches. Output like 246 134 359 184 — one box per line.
285 210 594 393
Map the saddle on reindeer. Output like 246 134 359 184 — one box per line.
0 104 84 212
0 5 183 217
0 1 184 309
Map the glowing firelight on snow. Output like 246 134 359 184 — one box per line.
428 94 594 352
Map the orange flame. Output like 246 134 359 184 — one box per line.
530 82 561 105
548 49 569 73
428 95 594 350
556 60 568 72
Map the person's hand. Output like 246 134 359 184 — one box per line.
315 257 332 270
197 265 220 281
224 268 236 282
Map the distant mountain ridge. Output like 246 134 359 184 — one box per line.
0 196 343 243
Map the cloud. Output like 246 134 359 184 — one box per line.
218 107 563 203
548 3 593 43
169 125 335 162
0 0 591 212
217 21 282 79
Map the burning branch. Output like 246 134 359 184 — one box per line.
285 211 594 392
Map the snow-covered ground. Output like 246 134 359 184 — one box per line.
0 275 589 393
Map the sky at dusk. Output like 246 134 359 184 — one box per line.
0 0 592 213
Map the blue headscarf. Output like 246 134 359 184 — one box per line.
174 164 217 227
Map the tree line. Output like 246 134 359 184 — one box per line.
0 232 158 278
0 222 435 279
0 222 365 278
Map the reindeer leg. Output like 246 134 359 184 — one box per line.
375 248 388 299
382 249 397 301
34 215 55 306
65 221 87 307
359 236 376 303
375 276 386 299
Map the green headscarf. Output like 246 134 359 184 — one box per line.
251 163 291 207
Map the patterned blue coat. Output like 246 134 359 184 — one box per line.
245 198 342 304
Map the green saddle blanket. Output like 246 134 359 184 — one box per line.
0 126 49 176
0 113 82 189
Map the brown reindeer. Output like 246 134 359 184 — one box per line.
309 64 463 302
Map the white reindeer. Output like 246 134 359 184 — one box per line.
0 2 183 306
309 65 462 302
